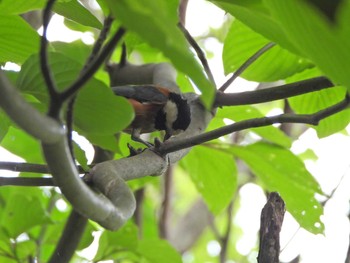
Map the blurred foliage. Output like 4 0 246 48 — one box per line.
0 0 350 262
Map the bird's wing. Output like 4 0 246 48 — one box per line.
112 85 169 104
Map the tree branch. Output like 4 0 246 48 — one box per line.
179 23 215 85
219 42 276 92
215 76 334 107
0 176 55 186
0 161 86 174
157 94 350 154
258 192 286 263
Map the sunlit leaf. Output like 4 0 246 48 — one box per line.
216 106 292 147
231 142 324 234
53 0 102 29
0 0 44 14
0 16 39 64
137 239 182 263
180 146 237 214
223 20 312 81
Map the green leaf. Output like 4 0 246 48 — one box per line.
180 146 237 214
94 222 138 261
231 142 324 234
1 126 43 163
137 239 182 263
17 53 134 135
53 0 102 29
216 106 292 148
265 0 350 90
0 191 51 238
289 86 350 138
15 240 36 261
0 0 44 14
223 20 312 81
211 0 300 54
52 40 92 65
103 0 215 107
0 15 39 64
73 141 89 171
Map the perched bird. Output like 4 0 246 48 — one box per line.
112 85 191 147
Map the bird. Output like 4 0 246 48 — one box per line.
111 85 191 147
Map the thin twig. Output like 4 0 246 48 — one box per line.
179 23 216 85
0 161 87 174
40 0 61 118
119 42 128 67
215 76 334 107
0 176 55 186
59 27 126 102
219 42 276 92
158 94 350 154
65 16 114 159
220 201 234 263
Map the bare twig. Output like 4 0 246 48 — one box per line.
220 201 234 263
179 23 216 85
0 176 55 186
158 94 350 154
40 0 58 100
178 0 189 25
215 76 334 107
134 188 145 238
219 42 276 92
257 192 286 263
0 161 86 174
66 16 114 159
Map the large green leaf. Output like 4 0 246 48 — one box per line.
1 127 43 163
0 190 51 238
17 53 134 135
287 68 350 137
53 0 102 29
180 146 237 214
223 20 312 81
216 106 292 148
94 222 138 261
0 0 44 14
137 239 182 263
102 0 215 107
0 16 39 64
231 142 324 234
265 0 350 89
211 0 300 54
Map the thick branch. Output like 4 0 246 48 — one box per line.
215 76 334 107
258 192 286 263
157 94 350 154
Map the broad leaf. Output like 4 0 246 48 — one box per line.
0 0 44 14
216 106 292 148
180 146 237 214
0 16 39 64
1 127 43 163
102 0 215 107
0 191 51 238
17 53 134 135
265 0 350 90
223 20 312 81
231 142 324 234
53 0 102 29
287 68 350 137
94 222 138 261
137 239 182 263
